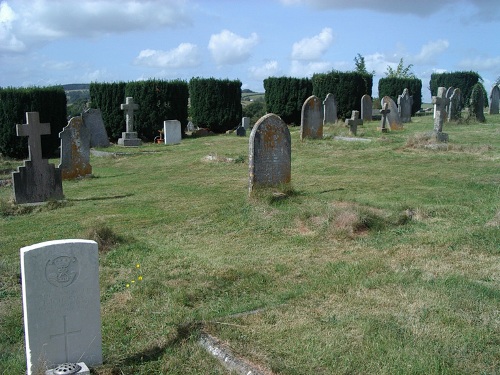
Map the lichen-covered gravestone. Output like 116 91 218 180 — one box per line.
397 88 413 123
448 88 462 121
118 97 142 146
12 112 64 204
381 96 403 130
163 120 182 145
489 85 500 115
82 108 109 148
301 95 323 140
249 114 291 194
361 94 372 122
432 87 450 142
20 239 102 375
323 93 337 125
58 116 92 179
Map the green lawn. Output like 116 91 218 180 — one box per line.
1 114 499 374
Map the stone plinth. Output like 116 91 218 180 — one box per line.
118 132 141 146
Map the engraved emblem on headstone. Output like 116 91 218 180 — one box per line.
45 256 79 287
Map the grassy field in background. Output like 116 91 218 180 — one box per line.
0 114 499 374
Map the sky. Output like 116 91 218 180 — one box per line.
1 0 499 102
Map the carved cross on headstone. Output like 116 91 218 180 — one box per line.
120 97 139 133
379 103 390 132
16 112 50 164
50 315 82 362
432 87 450 133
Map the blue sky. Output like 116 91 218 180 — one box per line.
1 0 499 102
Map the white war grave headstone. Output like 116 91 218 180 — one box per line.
82 108 109 148
242 117 251 130
489 85 500 115
12 112 64 204
432 87 450 142
381 96 403 130
301 95 323 140
58 116 92 180
118 97 142 146
397 88 413 123
20 239 102 375
249 114 291 195
323 93 337 125
163 120 182 145
361 94 372 122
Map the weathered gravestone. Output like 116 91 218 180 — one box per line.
381 96 403 130
82 108 109 148
20 239 102 375
58 116 92 180
344 110 363 136
378 102 390 132
242 117 250 130
489 85 500 115
323 93 337 125
445 87 454 116
361 94 372 122
301 95 323 140
249 114 291 194
397 88 413 123
12 112 64 204
163 120 182 145
432 87 450 142
236 125 246 137
448 88 462 121
118 97 142 146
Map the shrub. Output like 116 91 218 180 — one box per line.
378 77 422 115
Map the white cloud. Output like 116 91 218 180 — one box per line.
413 39 449 64
291 27 333 61
458 56 500 71
208 29 259 65
0 2 24 52
290 60 331 77
249 60 280 79
135 43 201 69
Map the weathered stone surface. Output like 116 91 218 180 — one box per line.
489 85 500 115
361 94 372 122
21 239 102 375
323 93 337 125
82 108 109 148
397 88 413 123
378 102 391 132
12 112 64 204
118 97 142 146
242 117 250 130
163 120 182 145
301 95 323 140
381 96 403 130
432 87 449 142
448 88 462 121
236 125 246 137
249 114 291 194
344 110 363 136
59 117 92 179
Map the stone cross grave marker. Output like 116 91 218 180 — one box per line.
163 120 182 145
12 112 64 204
21 239 102 375
118 97 142 146
249 113 291 194
82 108 109 148
378 102 391 132
489 85 500 115
361 94 372 122
344 110 363 136
381 96 403 130
397 88 413 123
301 95 323 140
323 93 337 125
432 87 450 142
59 116 92 180
448 88 462 121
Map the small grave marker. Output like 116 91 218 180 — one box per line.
378 103 391 132
344 110 363 136
361 94 372 122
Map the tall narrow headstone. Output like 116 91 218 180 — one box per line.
301 95 323 140
344 110 363 136
242 117 250 130
82 108 109 148
249 114 291 194
489 85 500 115
163 120 182 145
397 88 413 123
12 112 64 204
323 93 337 125
445 87 454 115
59 116 92 179
21 239 102 375
448 88 462 121
432 87 450 142
118 97 142 146
381 96 403 130
361 94 372 122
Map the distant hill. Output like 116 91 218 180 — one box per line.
242 89 255 93
63 83 90 91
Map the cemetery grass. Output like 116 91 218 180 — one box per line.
1 115 499 374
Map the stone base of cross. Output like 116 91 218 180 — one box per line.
117 132 142 147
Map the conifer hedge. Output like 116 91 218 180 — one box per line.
263 77 313 125
312 71 372 119
189 77 242 133
429 71 484 108
125 79 189 139
0 86 67 159
89 82 126 140
378 77 422 115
